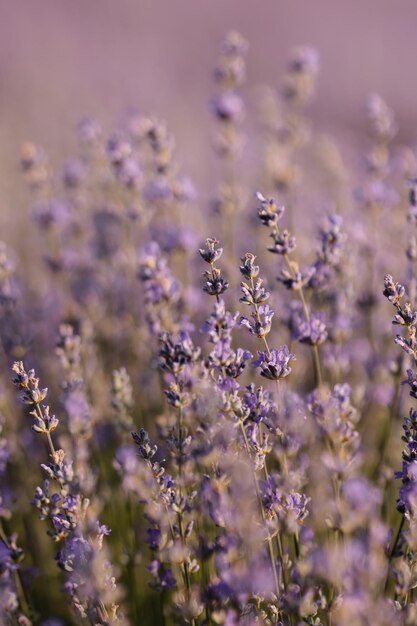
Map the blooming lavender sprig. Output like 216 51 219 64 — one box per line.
256 191 324 387
306 214 346 292
282 46 319 106
106 134 141 189
0 412 31 624
158 331 201 376
150 325 202 623
137 227 188 434
253 347 296 382
239 252 296 383
138 241 183 335
235 252 300 610
201 298 238 344
243 384 276 427
277 267 316 292
201 299 251 382
317 214 345 267
199 247 288 611
261 475 310 531
131 424 200 624
308 383 360 480
207 344 252 382
396 408 417 515
211 31 247 159
12 362 125 625
158 328 198 487
378 264 417 626
19 141 49 191
382 273 417 600
403 178 417 314
0 243 19 309
12 362 54 435
111 367 134 431
268 230 297 256
131 429 177 592
200 238 229 298
256 194 297 258
55 324 96 495
256 193 285 228
366 93 398 144
240 304 274 338
239 253 270 306
370 249 412 482
202 305 252 436
295 314 328 347
383 274 417 360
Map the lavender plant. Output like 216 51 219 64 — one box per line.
0 27 416 626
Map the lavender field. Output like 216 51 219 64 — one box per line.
2 3 417 625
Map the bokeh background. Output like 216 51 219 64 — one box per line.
0 4 416 624
1 0 417 241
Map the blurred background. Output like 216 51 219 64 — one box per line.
1 0 417 241
0 5 415 624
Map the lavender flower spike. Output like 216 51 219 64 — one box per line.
253 346 296 381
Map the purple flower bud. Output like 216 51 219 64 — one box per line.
268 229 296 255
211 92 244 122
239 253 259 280
253 346 296 381
383 274 405 306
240 304 274 338
296 314 328 347
256 192 285 227
199 238 223 265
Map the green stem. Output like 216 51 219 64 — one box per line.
373 364 402 482
384 514 405 593
293 532 300 559
262 452 289 576
389 514 405 560
176 402 196 626
0 521 31 619
239 421 283 598
283 252 323 388
34 403 56 457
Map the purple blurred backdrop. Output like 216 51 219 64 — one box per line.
1 0 416 236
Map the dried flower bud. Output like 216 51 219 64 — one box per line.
239 253 259 280
199 238 223 265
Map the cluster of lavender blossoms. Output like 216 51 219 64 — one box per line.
0 27 417 626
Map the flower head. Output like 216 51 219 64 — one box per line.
253 346 296 381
